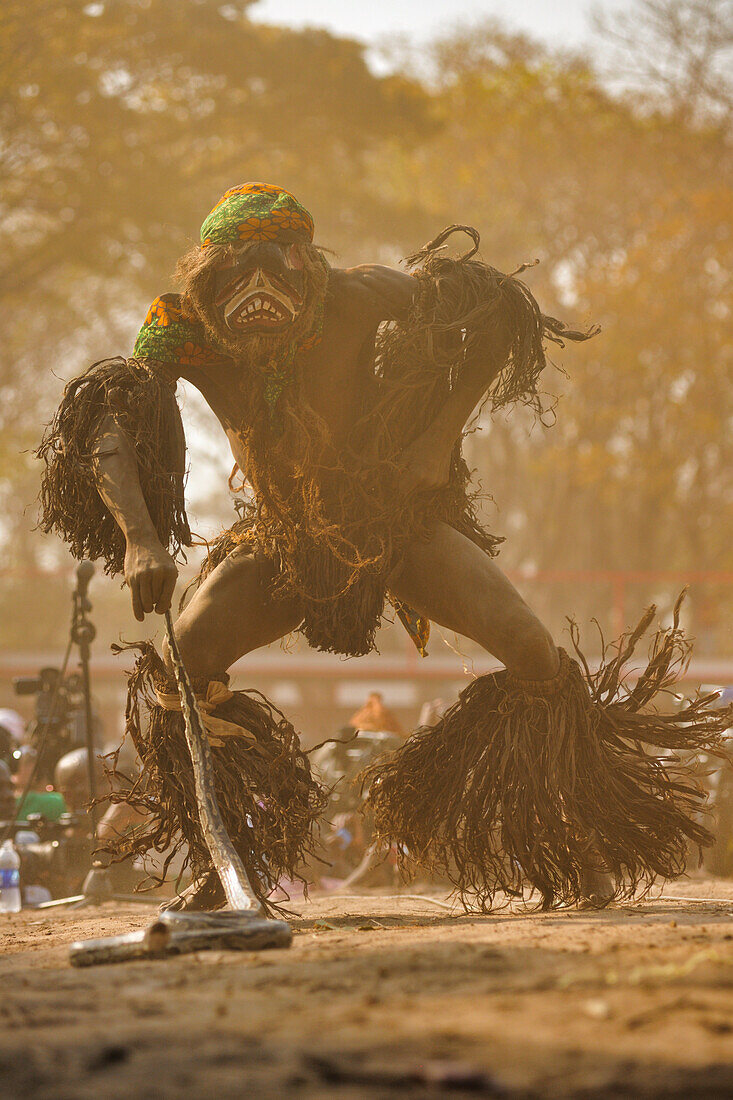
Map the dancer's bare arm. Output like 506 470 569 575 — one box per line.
398 325 512 493
338 264 417 322
92 415 178 620
341 265 512 494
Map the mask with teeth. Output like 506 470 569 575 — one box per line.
214 241 305 336
175 183 328 367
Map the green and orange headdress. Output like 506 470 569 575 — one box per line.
133 183 319 369
199 182 315 247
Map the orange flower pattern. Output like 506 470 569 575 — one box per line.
133 295 230 368
200 182 314 247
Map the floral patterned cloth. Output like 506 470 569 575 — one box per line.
132 294 229 367
200 182 314 247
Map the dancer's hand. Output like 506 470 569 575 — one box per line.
124 539 178 620
397 433 453 495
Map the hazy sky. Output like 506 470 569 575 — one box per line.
250 0 630 52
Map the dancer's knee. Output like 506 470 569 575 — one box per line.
161 618 221 683
502 609 559 680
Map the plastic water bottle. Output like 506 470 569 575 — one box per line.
14 831 48 908
0 838 21 913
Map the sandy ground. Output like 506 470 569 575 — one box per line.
1 880 732 1098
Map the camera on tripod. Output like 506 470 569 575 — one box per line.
0 561 148 908
11 811 95 900
13 668 90 784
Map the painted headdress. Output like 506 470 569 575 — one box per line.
133 183 316 367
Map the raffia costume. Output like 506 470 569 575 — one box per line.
38 184 731 910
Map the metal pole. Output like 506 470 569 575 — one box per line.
73 562 98 838
78 628 98 837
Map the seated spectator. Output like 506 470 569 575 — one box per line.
14 747 67 822
56 745 147 895
348 691 405 737
54 747 108 814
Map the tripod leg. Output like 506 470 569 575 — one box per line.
79 641 99 837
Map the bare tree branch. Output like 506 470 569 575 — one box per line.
592 0 733 127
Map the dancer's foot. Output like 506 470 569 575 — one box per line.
160 870 226 913
578 864 615 910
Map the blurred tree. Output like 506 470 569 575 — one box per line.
0 1 730 655
0 0 431 300
592 0 733 127
0 0 433 646
533 183 732 572
373 14 731 641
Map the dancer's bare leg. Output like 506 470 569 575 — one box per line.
392 523 614 906
162 544 303 680
392 523 558 679
577 865 615 909
160 546 302 910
